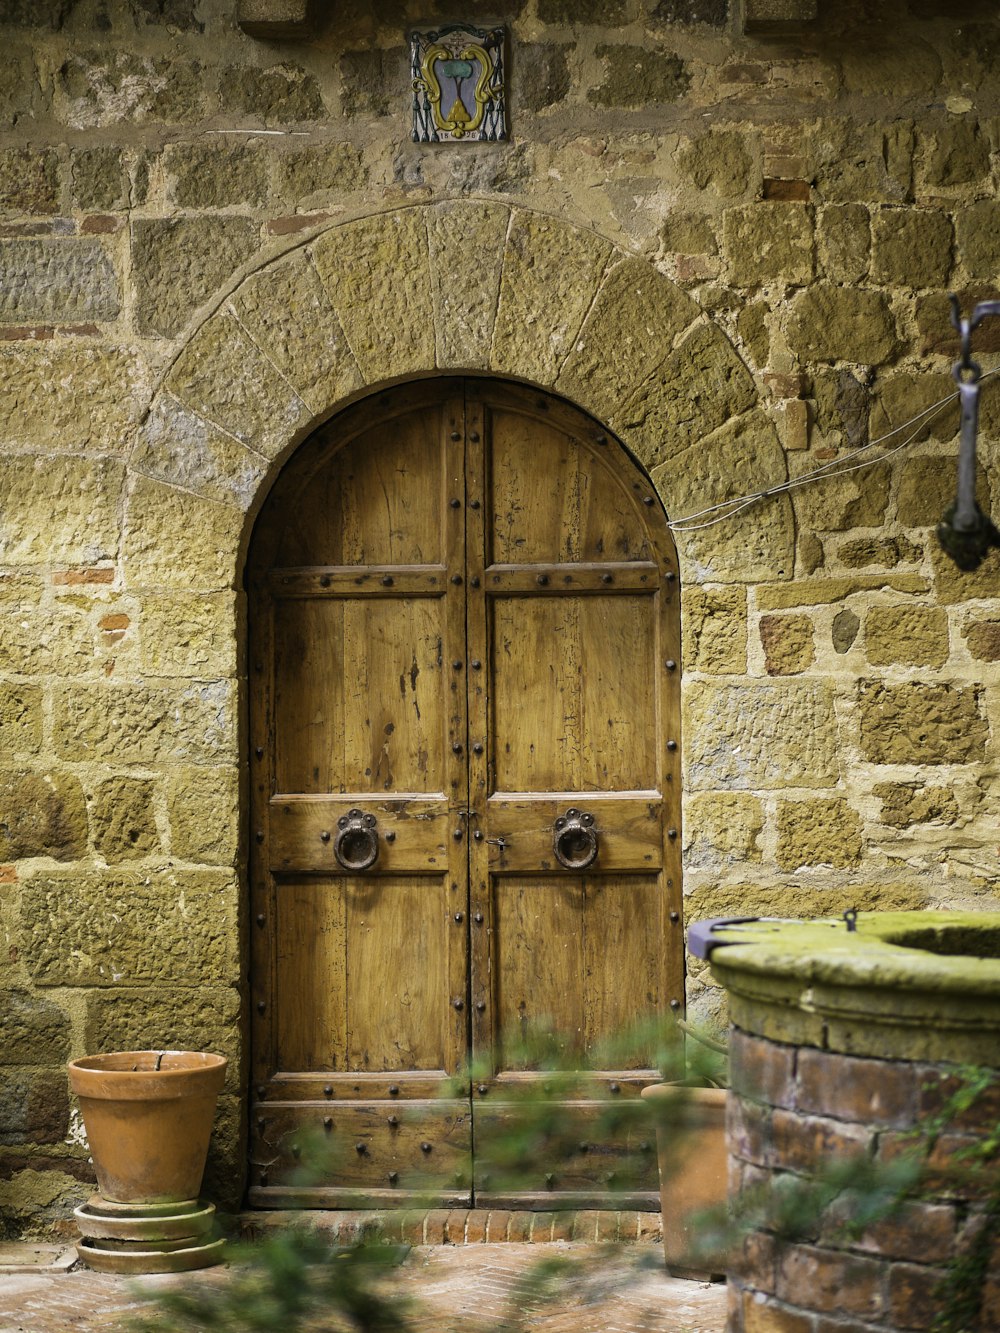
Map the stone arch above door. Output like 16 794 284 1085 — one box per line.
122 202 795 595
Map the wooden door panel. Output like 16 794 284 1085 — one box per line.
268 798 451 873
485 797 662 872
277 411 446 567
492 876 662 1071
488 408 651 565
273 595 447 796
490 594 657 793
275 877 452 1076
472 1100 659 1208
249 1100 472 1208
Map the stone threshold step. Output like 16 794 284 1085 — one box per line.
240 1209 664 1246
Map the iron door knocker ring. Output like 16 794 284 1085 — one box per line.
553 808 598 870
334 809 379 872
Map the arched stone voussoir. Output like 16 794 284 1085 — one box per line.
491 208 613 388
309 208 435 384
227 247 363 417
653 408 795 584
163 310 312 461
427 200 510 371
556 257 702 428
612 320 757 475
131 391 270 512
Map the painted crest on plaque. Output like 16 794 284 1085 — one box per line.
411 25 507 143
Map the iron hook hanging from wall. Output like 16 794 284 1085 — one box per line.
936 296 1000 571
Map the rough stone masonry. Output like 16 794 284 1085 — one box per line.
0 0 998 1232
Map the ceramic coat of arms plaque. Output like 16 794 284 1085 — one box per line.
410 25 507 143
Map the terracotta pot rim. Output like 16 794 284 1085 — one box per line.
69 1051 227 1075
68 1051 228 1101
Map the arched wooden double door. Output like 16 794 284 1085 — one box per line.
248 379 682 1210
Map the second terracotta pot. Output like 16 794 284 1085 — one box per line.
68 1050 227 1205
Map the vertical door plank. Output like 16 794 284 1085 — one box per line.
273 599 345 794
582 877 661 1065
275 880 347 1072
577 596 656 792
346 878 448 1072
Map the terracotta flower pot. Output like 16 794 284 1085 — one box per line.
67 1050 227 1205
640 1082 728 1278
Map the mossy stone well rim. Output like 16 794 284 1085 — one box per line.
703 911 1000 997
703 911 1000 1063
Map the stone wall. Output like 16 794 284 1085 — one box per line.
0 0 999 1232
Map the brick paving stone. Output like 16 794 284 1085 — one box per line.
0 1243 726 1332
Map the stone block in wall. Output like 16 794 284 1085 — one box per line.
55 51 210 127
871 207 953 289
427 202 509 371
0 457 123 568
963 619 1000 662
870 373 959 446
743 0 817 31
0 1069 69 1145
237 0 314 39
857 681 988 765
786 283 898 364
817 203 871 283
614 321 755 469
311 211 435 384
0 990 70 1065
0 769 88 862
338 47 410 119
138 591 237 678
920 118 991 189
539 0 627 23
229 254 362 416
776 797 862 870
723 203 813 287
0 684 42 759
685 679 840 789
0 239 118 323
273 143 367 204
682 586 748 673
792 464 891 533
88 777 160 861
916 286 1000 357
589 45 690 108
0 345 149 451
123 476 245 591
70 146 127 212
932 539 1000 604
217 61 325 124
21 869 238 987
514 44 572 114
759 613 815 675
0 148 60 216
874 782 959 829
52 680 237 765
955 201 1000 281
678 130 757 197
166 767 239 866
164 142 269 209
132 217 260 339
653 411 794 584
864 605 949 668
685 792 763 867
85 986 243 1091
897 455 990 528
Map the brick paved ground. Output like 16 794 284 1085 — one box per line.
0 1242 726 1332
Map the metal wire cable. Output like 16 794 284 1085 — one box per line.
667 367 999 534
